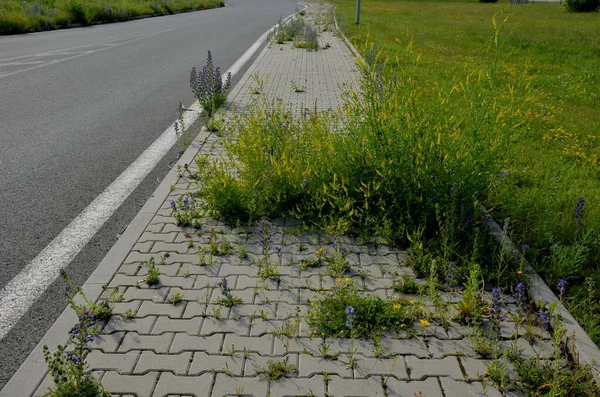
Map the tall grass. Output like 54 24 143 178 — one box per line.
0 0 224 34
331 0 600 343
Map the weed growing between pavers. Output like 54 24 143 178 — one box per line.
43 270 115 397
190 50 231 119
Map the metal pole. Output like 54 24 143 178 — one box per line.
356 0 361 24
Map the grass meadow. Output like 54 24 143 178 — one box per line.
332 0 600 343
0 0 224 34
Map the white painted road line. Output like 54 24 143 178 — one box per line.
0 16 284 341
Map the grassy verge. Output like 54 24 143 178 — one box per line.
0 0 224 34
331 0 600 343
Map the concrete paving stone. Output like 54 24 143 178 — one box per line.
152 373 213 397
139 231 178 243
152 317 204 334
201 318 251 336
153 275 195 289
405 357 463 380
458 357 488 380
102 372 158 397
230 303 277 320
273 337 322 356
257 288 299 304
380 338 430 359
90 331 126 352
531 339 555 358
211 374 268 397
327 376 384 396
385 377 444 397
431 323 470 340
124 251 158 264
104 316 156 334
439 377 502 397
160 253 204 265
218 264 262 277
268 375 326 397
428 338 477 358
139 263 181 277
118 263 143 275
250 319 311 338
275 303 311 320
280 275 322 290
183 302 231 318
354 356 408 380
170 333 223 354
244 353 298 377
167 286 214 302
151 242 192 254
223 334 274 356
499 339 537 359
173 232 210 244
236 275 278 290
32 372 54 397
298 354 352 378
109 274 146 288
134 351 192 375
138 301 186 318
122 286 169 302
189 352 245 376
145 223 165 233
180 263 220 277
358 253 399 267
87 351 140 373
118 332 174 353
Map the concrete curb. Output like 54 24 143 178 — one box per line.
480 205 600 386
0 7 303 394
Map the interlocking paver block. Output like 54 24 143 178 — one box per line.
87 351 139 373
428 338 476 358
102 372 157 397
439 377 503 397
327 376 384 396
298 355 352 378
90 331 126 352
189 352 244 376
201 318 250 335
134 351 192 375
386 377 444 397
405 356 463 380
118 332 174 353
354 356 408 380
381 338 429 358
122 286 169 302
152 316 203 334
459 357 489 380
223 334 274 355
138 301 185 318
273 337 321 356
152 373 212 397
170 333 223 354
244 354 298 377
268 375 326 397
104 316 156 334
211 374 268 396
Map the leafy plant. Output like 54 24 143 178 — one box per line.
61 270 121 321
563 0 599 12
255 357 296 380
143 257 160 286
214 277 243 307
455 263 486 325
190 51 232 118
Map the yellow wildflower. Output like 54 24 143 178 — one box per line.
517 270 523 276
394 303 402 310
345 277 351 283
336 278 342 283
409 299 415 305
420 319 430 327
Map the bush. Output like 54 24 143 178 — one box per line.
563 0 599 12
67 0 89 25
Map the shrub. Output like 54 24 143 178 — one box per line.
67 0 89 25
564 0 599 12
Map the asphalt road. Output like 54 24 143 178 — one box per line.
0 0 299 389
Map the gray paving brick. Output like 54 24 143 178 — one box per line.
439 377 503 397
118 332 174 353
122 286 169 302
152 316 203 334
134 351 192 375
273 337 322 356
190 352 244 375
90 331 126 352
327 376 384 396
459 357 488 380
201 318 250 336
381 337 430 358
244 354 298 377
268 375 325 397
223 334 274 355
138 301 186 318
298 354 352 378
211 374 268 397
428 338 476 358
104 316 156 334
102 372 157 397
385 377 444 397
405 357 463 380
87 351 139 373
170 333 223 354
152 373 212 397
354 356 408 379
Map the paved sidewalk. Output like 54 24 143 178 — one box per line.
3 3 553 397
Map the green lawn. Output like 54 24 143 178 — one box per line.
332 0 600 343
0 0 224 34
